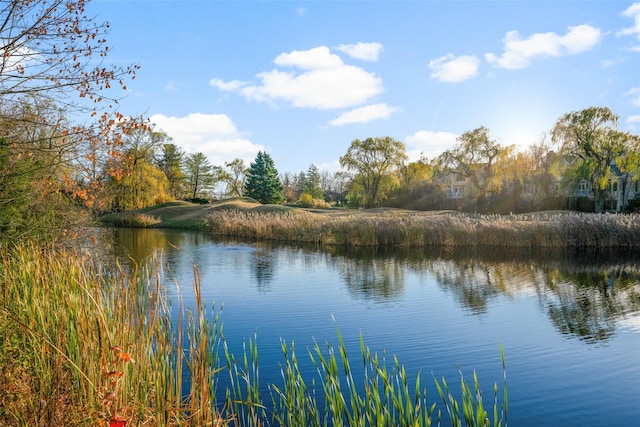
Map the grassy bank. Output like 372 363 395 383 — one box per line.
101 198 640 248
0 243 507 426
99 198 292 230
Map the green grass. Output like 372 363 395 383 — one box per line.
0 242 507 426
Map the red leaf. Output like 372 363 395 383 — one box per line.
109 416 127 427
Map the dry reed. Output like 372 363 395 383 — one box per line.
207 210 640 248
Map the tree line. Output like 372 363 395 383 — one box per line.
339 108 639 214
59 104 640 217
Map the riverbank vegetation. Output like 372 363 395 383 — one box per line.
101 198 640 248
207 208 640 248
0 243 507 426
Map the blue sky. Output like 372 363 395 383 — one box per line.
90 1 640 174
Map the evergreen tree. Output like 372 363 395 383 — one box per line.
244 151 285 204
184 152 215 199
302 164 324 199
157 143 186 198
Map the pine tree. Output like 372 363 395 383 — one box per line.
244 151 285 204
184 152 215 199
302 164 324 199
158 143 186 198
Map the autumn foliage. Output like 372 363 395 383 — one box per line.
0 0 148 241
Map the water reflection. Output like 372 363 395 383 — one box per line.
397 247 640 343
251 247 275 291
330 247 406 301
109 229 640 344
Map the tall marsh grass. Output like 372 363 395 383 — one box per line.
207 210 640 248
0 244 224 425
0 243 507 426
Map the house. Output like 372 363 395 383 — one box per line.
563 163 639 212
441 173 469 199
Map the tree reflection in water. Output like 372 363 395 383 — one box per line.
110 229 640 345
332 246 406 301
324 245 640 343
250 247 275 292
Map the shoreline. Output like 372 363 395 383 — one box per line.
100 199 640 248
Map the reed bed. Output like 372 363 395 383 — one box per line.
107 213 163 228
207 210 640 248
0 243 507 426
272 331 507 427
0 243 225 426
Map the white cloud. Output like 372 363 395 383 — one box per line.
234 46 383 109
335 42 384 61
165 81 181 91
485 24 602 69
274 46 343 69
627 114 640 123
149 113 264 165
329 103 398 126
209 78 247 91
429 54 479 83
627 87 640 107
617 3 640 40
562 25 603 53
404 130 458 161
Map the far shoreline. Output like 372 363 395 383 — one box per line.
99 198 640 248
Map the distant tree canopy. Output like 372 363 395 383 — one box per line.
244 151 285 204
552 106 640 213
438 126 509 211
388 157 443 210
340 136 407 208
106 127 172 211
220 158 248 198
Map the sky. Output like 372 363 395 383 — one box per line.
89 0 640 174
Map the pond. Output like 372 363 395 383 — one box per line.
111 228 640 426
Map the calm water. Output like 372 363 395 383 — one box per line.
111 228 640 426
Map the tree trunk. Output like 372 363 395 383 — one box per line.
594 188 606 213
